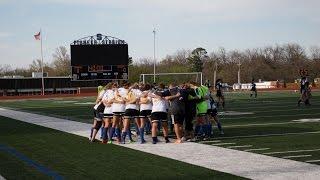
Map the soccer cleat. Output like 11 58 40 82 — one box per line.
107 140 112 144
220 131 224 135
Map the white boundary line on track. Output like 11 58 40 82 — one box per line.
283 155 312 159
227 145 252 148
2 108 320 180
223 121 305 128
263 149 320 155
244 148 270 152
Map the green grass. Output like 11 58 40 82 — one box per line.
1 91 320 166
0 116 243 180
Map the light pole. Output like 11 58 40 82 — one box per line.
153 29 156 83
237 60 241 84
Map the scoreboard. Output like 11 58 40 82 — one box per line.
70 34 129 81
72 65 128 81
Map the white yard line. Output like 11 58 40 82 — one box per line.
306 160 320 163
199 140 221 143
1 108 320 180
227 145 253 148
245 148 270 152
282 155 312 159
217 131 320 140
211 143 236 146
264 149 320 155
223 121 305 128
221 113 320 120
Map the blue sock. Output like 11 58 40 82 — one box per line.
102 127 108 140
139 128 145 142
195 125 200 136
100 127 104 138
135 124 140 136
109 127 115 141
207 124 212 137
90 127 94 138
217 122 222 132
199 125 206 136
121 131 127 143
116 128 121 139
127 128 133 141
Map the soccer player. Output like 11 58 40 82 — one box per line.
189 82 209 141
250 79 257 98
139 83 152 143
110 83 126 144
89 86 106 142
149 89 170 144
181 83 197 141
207 89 224 137
215 79 225 109
101 83 114 144
298 76 311 106
122 83 140 144
165 83 186 143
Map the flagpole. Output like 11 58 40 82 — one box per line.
40 29 45 96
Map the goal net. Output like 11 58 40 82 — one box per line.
139 72 203 85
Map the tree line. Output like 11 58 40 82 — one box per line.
1 44 320 85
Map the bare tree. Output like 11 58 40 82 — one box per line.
52 46 71 76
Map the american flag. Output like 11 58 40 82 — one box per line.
34 31 41 40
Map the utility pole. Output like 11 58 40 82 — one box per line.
153 29 156 83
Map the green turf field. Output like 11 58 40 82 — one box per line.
0 116 243 180
0 90 319 166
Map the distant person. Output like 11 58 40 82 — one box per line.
298 76 311 106
250 80 257 98
215 79 225 110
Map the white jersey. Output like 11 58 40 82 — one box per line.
103 89 114 114
150 93 167 113
125 88 141 110
112 88 127 113
140 90 152 111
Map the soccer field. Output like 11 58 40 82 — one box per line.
0 90 320 167
0 116 243 179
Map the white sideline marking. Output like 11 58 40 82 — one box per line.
211 143 236 146
53 100 78 103
292 119 320 123
0 175 6 180
221 112 320 120
218 111 254 116
245 148 270 152
224 121 304 128
264 149 320 155
74 102 95 105
227 145 253 148
283 155 312 159
199 140 221 143
1 108 320 180
306 160 320 163
217 131 320 140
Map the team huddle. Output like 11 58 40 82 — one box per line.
89 81 224 144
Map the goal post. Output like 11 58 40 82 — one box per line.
139 72 203 85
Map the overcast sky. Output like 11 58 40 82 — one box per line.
0 0 319 68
